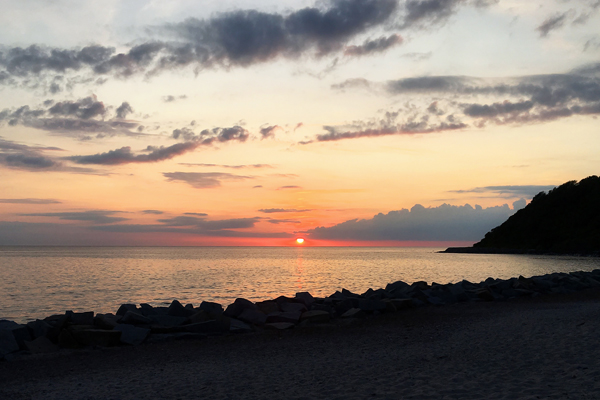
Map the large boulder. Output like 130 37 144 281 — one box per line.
26 319 55 340
116 304 138 316
121 311 153 325
66 311 94 325
199 301 224 316
295 292 315 307
224 298 257 318
266 311 301 324
72 329 121 347
115 324 150 345
300 310 330 324
149 314 188 328
180 319 230 335
0 320 32 349
238 309 267 326
24 336 58 354
0 328 20 358
168 300 195 317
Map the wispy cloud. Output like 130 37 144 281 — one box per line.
163 172 253 188
0 198 61 204
19 210 128 224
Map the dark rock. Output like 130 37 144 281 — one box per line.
121 311 153 325
67 311 94 326
280 302 307 313
295 292 315 306
334 299 355 315
358 299 387 312
24 336 58 354
266 311 301 324
0 320 32 349
411 281 429 290
94 313 120 330
168 300 194 317
256 300 280 314
310 303 334 314
116 304 138 317
181 319 230 335
72 329 121 347
26 319 54 339
58 329 80 348
229 319 253 334
0 329 20 357
185 303 194 309
341 288 360 298
188 310 211 324
224 298 257 318
385 280 410 293
139 303 157 316
300 310 330 324
115 324 150 345
473 288 495 301
265 322 295 330
149 314 188 328
238 309 267 326
199 301 224 316
341 308 366 318
387 299 412 310
147 333 206 343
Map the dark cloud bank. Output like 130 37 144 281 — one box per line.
0 0 495 88
307 200 527 242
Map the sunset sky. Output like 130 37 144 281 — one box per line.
0 0 598 246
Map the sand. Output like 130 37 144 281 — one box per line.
2 289 600 399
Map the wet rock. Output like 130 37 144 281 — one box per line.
300 310 330 324
168 300 194 318
121 311 153 325
224 298 257 318
341 308 366 318
238 309 267 326
66 311 94 326
115 324 150 345
116 304 138 317
295 292 315 306
72 329 121 347
266 311 301 324
199 301 224 316
24 336 58 354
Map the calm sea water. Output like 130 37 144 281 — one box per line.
1 246 600 323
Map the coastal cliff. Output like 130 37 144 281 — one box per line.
446 175 600 255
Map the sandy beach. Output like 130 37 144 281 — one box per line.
2 288 600 400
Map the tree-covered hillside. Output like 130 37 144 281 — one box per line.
472 175 600 254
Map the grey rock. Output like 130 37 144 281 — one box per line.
115 324 150 345
121 311 153 325
24 336 58 354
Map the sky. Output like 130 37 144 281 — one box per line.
0 0 598 246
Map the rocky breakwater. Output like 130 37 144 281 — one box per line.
2 268 600 360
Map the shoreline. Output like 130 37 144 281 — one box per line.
2 288 600 399
443 246 600 257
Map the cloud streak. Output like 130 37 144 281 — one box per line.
163 172 253 188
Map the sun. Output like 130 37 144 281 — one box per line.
296 238 305 244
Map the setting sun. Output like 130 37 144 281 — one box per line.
296 238 305 244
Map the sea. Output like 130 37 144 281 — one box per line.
2 246 600 323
